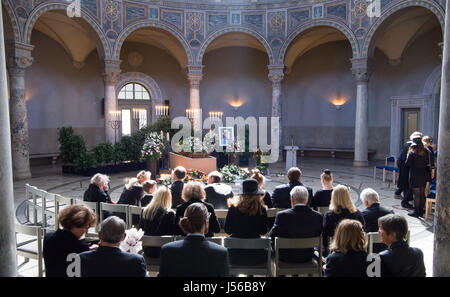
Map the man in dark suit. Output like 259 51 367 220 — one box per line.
269 186 323 263
204 171 233 209
159 202 229 277
170 166 186 208
272 167 313 208
78 216 147 277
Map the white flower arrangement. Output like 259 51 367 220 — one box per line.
141 132 164 161
120 228 144 254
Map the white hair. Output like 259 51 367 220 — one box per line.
360 188 379 205
290 186 309 204
90 173 109 187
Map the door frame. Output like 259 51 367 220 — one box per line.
390 95 434 157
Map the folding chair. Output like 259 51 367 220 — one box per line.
140 235 177 273
318 206 329 215
54 195 74 230
15 223 44 277
214 209 228 237
274 236 323 277
128 205 144 229
366 230 410 254
223 237 272 276
100 203 130 228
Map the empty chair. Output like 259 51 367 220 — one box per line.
25 184 39 225
128 205 144 229
54 195 74 230
15 223 44 277
140 235 177 272
223 237 272 276
274 236 323 277
100 202 130 228
374 156 398 183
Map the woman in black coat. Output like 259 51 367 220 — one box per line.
311 169 334 208
324 219 368 277
139 186 176 258
43 205 97 277
322 185 365 256
405 140 430 217
224 179 269 266
174 181 221 237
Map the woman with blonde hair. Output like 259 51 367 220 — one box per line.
250 168 272 208
224 179 268 266
324 219 368 277
322 185 365 256
117 170 150 206
139 186 175 258
174 181 220 237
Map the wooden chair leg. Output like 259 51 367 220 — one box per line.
425 199 430 220
374 168 377 179
382 169 386 182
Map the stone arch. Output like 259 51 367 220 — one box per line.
423 64 442 96
279 19 360 64
114 20 193 65
197 27 275 65
362 0 444 58
2 0 22 42
116 72 164 123
23 2 110 59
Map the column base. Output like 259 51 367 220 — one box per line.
353 160 369 167
13 170 32 180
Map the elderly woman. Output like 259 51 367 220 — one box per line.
322 185 365 256
224 179 269 266
159 203 229 277
324 219 368 277
83 173 111 205
43 205 97 277
174 181 220 237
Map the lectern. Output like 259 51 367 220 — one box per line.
285 146 299 172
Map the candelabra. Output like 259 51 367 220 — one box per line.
132 108 147 130
209 111 223 121
155 105 169 118
109 110 122 144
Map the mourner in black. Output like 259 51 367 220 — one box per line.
159 203 229 277
43 205 97 277
378 214 425 277
204 171 234 209
269 186 323 264
170 166 187 208
311 169 334 208
272 167 313 208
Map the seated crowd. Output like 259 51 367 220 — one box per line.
42 166 425 277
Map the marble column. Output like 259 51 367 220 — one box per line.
268 65 285 159
351 58 372 167
433 0 450 277
6 43 34 180
102 60 121 144
0 6 18 276
187 65 203 132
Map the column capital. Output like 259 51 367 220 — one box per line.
268 64 285 84
186 65 204 85
351 58 372 83
101 59 122 85
6 42 34 71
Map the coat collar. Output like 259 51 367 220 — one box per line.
389 240 409 249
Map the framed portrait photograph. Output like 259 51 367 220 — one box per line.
219 127 234 147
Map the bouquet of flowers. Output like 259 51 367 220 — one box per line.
185 169 208 184
120 228 144 254
220 164 249 183
179 136 206 153
141 132 164 161
225 139 243 154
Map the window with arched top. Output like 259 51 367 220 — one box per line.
118 83 150 100
117 83 150 136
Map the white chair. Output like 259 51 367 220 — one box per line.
214 209 228 237
15 223 44 277
100 202 130 228
223 237 272 276
41 191 56 233
54 194 74 230
274 236 323 277
25 184 39 225
128 205 144 229
140 235 177 273
366 230 410 254
74 199 99 234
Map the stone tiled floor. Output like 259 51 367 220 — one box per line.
14 157 436 277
